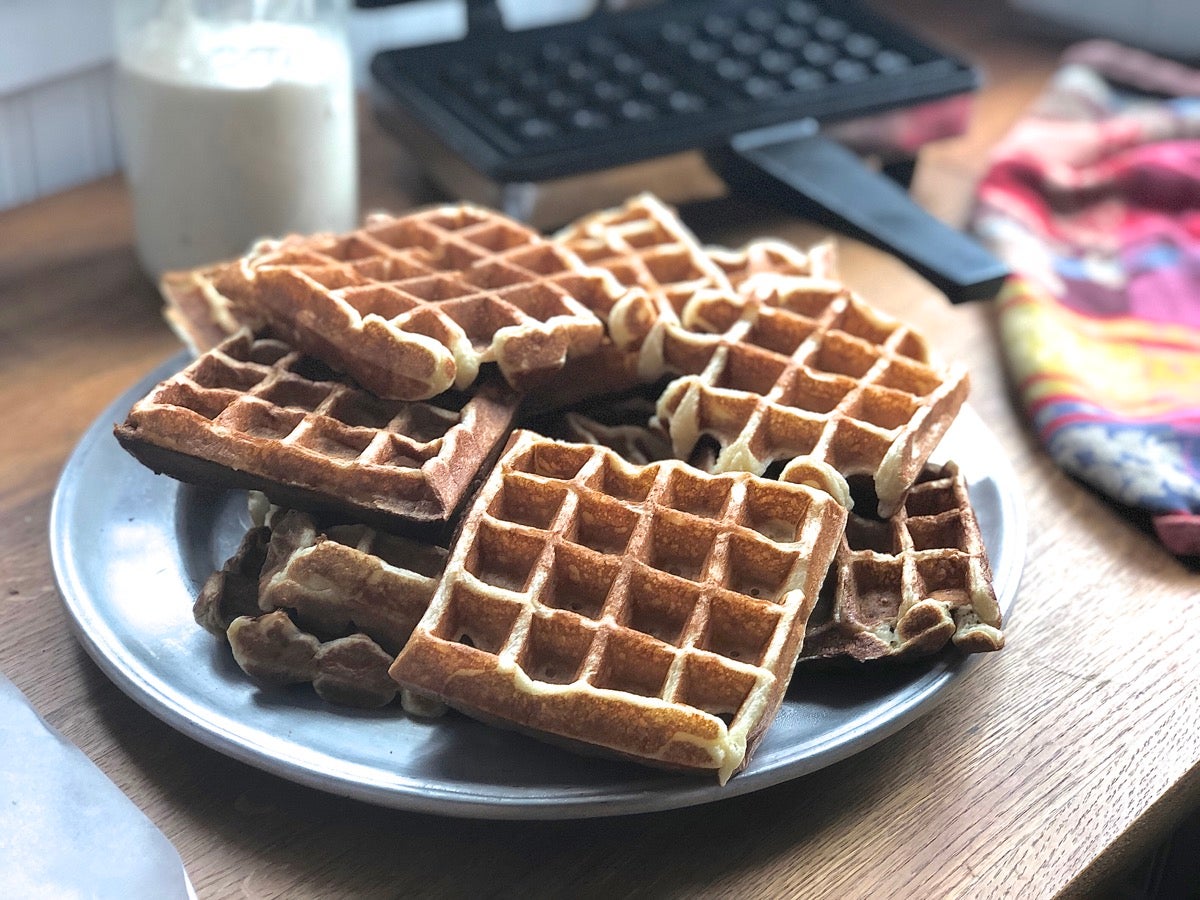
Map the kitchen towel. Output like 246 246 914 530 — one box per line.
970 40 1200 556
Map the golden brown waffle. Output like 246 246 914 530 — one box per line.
562 402 674 467
114 331 519 537
159 229 356 355
555 193 733 377
157 196 845 408
554 195 849 388
521 339 646 414
194 508 448 709
654 283 969 518
801 463 1004 663
557 194 730 324
388 430 847 783
213 206 627 400
160 263 259 355
706 238 839 289
556 406 853 507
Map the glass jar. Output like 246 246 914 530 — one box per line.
114 0 359 278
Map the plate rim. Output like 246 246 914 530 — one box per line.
49 352 1026 819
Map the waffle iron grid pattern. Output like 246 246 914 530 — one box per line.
655 280 968 518
217 205 624 400
115 332 517 529
371 0 976 183
389 430 847 782
440 0 938 149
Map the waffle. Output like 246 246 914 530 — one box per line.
258 509 447 651
801 463 1004 663
654 282 969 518
555 193 733 378
158 196 842 408
160 263 259 355
707 238 839 289
229 613 406 708
562 402 674 467
193 523 271 637
388 430 847 783
158 228 361 355
530 388 852 507
194 507 448 709
212 206 629 400
114 331 519 537
554 195 854 391
520 338 647 414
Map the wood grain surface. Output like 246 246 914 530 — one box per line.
2 2 1197 898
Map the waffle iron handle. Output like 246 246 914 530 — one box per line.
710 123 1009 303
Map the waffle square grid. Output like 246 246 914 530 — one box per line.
212 205 628 400
655 279 969 518
556 194 735 376
802 463 1004 663
555 195 846 384
389 430 847 783
114 332 520 535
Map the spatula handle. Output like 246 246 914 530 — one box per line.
711 128 1009 303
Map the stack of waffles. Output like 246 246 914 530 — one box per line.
117 194 1004 783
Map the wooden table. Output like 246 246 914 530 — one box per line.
2 2 1197 897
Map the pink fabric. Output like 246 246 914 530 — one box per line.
969 43 1200 556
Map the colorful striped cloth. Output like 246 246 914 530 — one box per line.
970 41 1200 557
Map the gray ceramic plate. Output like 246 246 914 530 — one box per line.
50 353 1024 820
